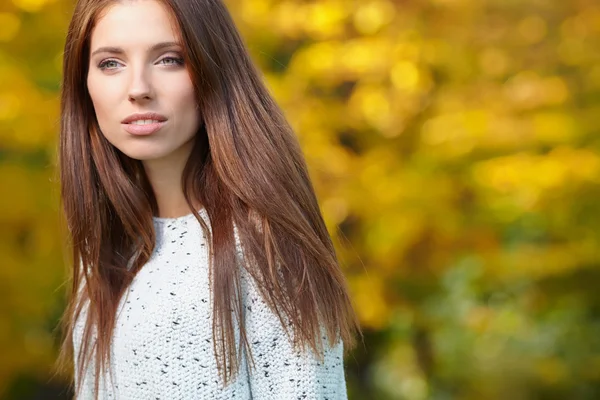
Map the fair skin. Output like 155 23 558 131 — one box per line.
87 0 202 218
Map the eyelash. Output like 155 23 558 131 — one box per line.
97 56 184 70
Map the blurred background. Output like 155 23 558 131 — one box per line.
1 0 599 399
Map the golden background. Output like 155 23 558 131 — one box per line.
0 0 599 398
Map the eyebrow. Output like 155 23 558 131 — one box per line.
90 41 181 57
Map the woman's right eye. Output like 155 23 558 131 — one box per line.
97 59 122 70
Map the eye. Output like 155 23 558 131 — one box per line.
158 56 184 66
97 59 122 70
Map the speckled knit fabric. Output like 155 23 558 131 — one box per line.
72 208 348 399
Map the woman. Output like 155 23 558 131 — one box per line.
55 0 361 399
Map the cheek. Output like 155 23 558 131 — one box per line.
167 79 195 106
86 78 123 148
87 79 112 122
165 79 199 127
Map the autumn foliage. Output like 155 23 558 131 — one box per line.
1 0 599 399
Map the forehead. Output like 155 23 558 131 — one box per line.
90 0 180 48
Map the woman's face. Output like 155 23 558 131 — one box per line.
87 0 200 163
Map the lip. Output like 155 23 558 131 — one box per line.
121 112 168 136
122 121 166 136
121 112 167 124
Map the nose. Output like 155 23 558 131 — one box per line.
127 65 153 102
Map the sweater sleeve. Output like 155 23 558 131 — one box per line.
240 268 348 400
71 258 94 400
72 258 107 400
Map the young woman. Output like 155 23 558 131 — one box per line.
55 0 361 399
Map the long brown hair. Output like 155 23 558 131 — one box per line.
54 0 362 398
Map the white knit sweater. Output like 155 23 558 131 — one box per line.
72 208 348 399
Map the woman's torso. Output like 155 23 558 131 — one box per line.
73 210 252 399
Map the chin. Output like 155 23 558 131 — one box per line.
117 146 170 161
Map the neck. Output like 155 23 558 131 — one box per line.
141 137 201 218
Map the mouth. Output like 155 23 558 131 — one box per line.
128 119 164 125
122 120 166 136
121 112 168 124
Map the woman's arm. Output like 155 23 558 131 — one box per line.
241 268 349 400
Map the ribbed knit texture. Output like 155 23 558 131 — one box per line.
72 208 348 399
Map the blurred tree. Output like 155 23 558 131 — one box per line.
0 0 599 399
